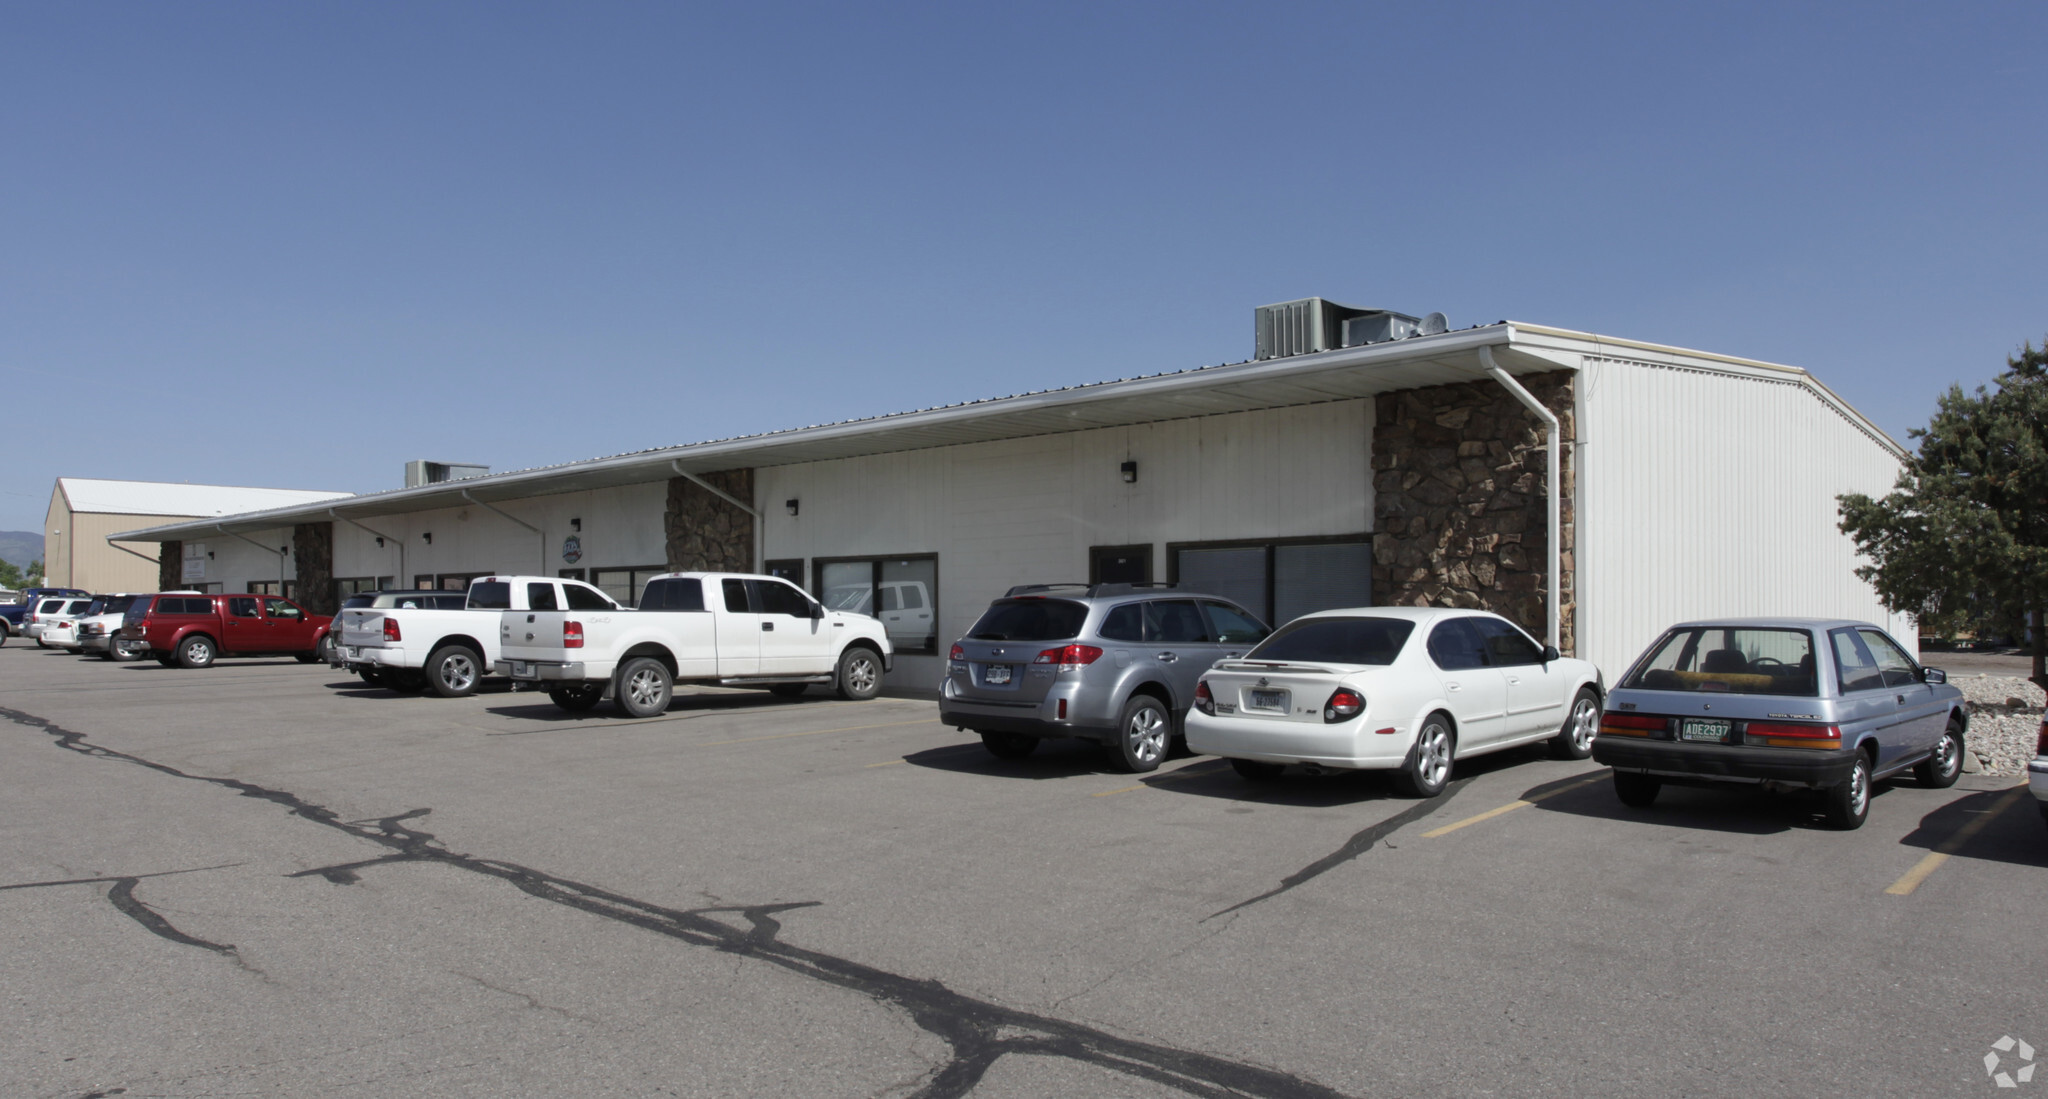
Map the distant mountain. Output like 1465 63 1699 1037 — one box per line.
0 530 43 569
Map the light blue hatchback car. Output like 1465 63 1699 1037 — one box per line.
1592 618 1967 829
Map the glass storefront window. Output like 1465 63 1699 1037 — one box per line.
816 556 938 654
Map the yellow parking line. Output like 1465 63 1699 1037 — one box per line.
864 759 907 768
1092 763 1231 797
1422 774 1607 838
698 718 940 747
1884 787 2027 896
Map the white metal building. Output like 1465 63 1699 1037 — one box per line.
109 315 1911 682
45 479 353 594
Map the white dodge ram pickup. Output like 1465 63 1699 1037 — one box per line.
493 571 892 716
337 576 621 697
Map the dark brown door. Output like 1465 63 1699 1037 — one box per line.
1090 545 1152 586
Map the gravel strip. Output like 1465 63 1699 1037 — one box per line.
1953 675 2044 776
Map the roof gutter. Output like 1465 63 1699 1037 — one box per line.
1479 345 1562 651
330 508 404 585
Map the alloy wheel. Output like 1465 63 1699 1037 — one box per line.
440 653 477 693
1418 725 1451 788
626 668 664 709
847 656 877 694
1126 706 1167 766
1570 697 1599 752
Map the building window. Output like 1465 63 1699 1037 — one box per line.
814 555 938 655
593 565 666 608
246 580 298 599
334 577 392 599
436 573 488 593
1089 545 1152 585
764 558 805 587
1168 536 1371 626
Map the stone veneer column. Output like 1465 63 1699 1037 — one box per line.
158 540 182 591
665 469 755 572
293 522 336 614
1370 371 1577 654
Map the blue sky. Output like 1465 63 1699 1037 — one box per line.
4 1 2043 535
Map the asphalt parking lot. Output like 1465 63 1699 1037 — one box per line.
3 643 2045 1098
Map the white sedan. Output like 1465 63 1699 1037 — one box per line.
1184 607 1604 797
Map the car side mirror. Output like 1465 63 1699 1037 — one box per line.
1540 644 1560 664
810 602 825 620
1921 667 1946 684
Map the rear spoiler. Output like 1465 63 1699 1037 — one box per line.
1212 659 1340 674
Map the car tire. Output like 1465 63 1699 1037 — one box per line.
1109 695 1170 774
834 646 882 701
1613 771 1661 808
980 731 1038 759
175 635 216 669
615 657 672 718
1394 714 1454 798
1550 688 1601 760
1230 758 1286 781
548 684 604 712
769 683 809 698
296 635 336 665
1913 719 1965 789
109 644 140 663
36 638 51 649
426 645 483 699
1823 753 1872 830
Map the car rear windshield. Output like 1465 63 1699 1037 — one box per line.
1244 616 1416 665
966 598 1090 642
1622 627 1818 696
467 582 511 610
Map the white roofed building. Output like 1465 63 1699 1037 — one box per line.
45 478 352 595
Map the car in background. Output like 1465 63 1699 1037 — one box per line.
74 594 148 660
25 596 94 647
334 581 574 696
1592 618 1966 830
941 583 1272 772
38 596 103 650
119 592 335 669
0 587 89 643
1185 607 1603 796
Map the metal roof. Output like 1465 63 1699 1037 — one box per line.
107 321 1900 542
60 478 352 518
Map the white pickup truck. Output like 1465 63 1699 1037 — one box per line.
493 571 893 716
335 576 621 697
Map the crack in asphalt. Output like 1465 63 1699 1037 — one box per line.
1 863 245 956
1205 777 1474 920
3 704 1350 1099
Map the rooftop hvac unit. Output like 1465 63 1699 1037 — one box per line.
1254 298 1449 359
405 460 491 488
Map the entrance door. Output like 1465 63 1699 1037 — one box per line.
1091 545 1151 586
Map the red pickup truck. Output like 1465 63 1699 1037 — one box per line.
119 593 335 669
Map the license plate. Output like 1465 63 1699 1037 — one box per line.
1248 688 1288 712
984 664 1012 685
1681 718 1733 743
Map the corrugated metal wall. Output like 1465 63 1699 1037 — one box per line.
1577 355 1912 678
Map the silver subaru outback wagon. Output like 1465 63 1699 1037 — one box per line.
939 583 1271 773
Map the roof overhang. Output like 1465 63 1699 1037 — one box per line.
116 324 1554 541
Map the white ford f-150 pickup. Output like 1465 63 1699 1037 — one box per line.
336 576 621 697
493 571 892 716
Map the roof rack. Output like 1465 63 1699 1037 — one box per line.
1004 583 1090 597
1083 582 1178 597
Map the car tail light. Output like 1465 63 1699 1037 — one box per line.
1599 713 1667 737
382 618 401 642
950 643 964 662
564 621 584 649
1034 644 1102 668
1745 721 1842 749
1194 680 1215 716
1323 687 1365 723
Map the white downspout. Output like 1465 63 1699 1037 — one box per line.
460 489 544 574
1479 345 1562 651
218 523 291 592
330 509 405 588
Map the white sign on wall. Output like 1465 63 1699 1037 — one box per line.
182 556 206 582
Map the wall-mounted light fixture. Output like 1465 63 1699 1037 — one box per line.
786 499 800 517
1120 461 1138 484
570 517 582 532
207 550 215 559
374 536 385 548
422 532 433 545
